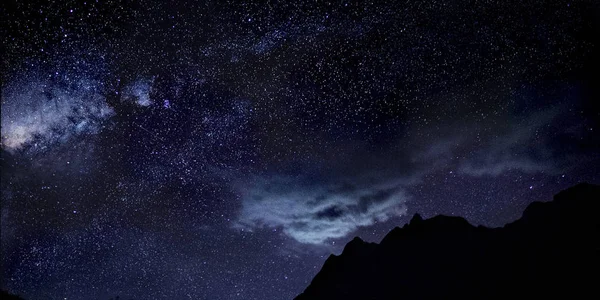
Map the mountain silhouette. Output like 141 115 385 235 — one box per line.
0 290 26 300
295 183 600 300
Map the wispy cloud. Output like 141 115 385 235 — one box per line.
232 106 572 244
458 107 561 176
234 176 408 244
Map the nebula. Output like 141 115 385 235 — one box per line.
1 73 113 153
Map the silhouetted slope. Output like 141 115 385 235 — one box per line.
1 290 26 300
296 183 600 300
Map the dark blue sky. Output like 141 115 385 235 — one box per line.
2 0 599 299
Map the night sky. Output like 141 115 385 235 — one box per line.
1 0 599 299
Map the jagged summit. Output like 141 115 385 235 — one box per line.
409 213 423 224
296 183 600 300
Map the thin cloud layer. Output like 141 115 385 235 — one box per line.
233 106 574 244
458 107 562 176
235 176 408 244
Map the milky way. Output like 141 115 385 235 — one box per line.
2 1 599 299
1 72 113 152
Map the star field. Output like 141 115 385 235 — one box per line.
1 1 599 299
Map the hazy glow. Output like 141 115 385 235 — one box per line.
1 75 113 151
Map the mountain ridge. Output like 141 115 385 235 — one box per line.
295 183 600 300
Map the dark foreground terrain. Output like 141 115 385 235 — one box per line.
296 183 600 299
